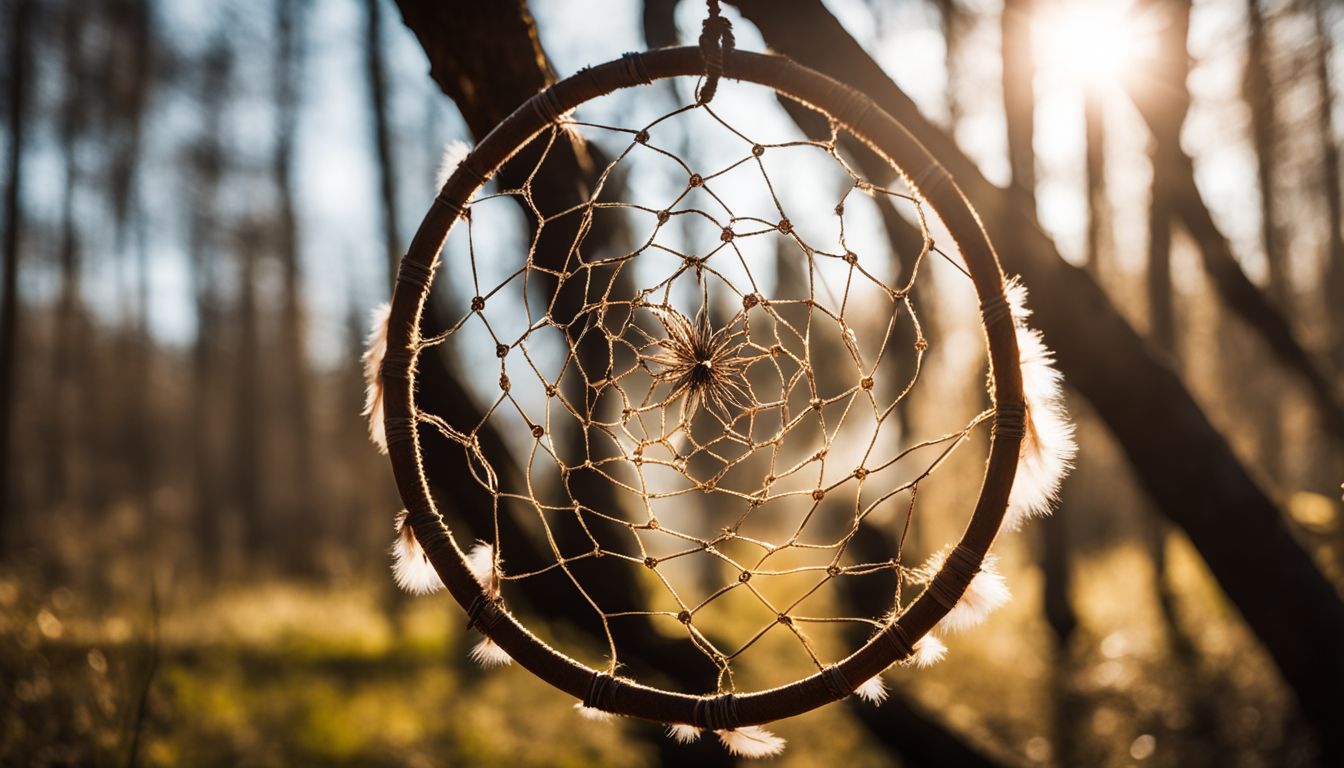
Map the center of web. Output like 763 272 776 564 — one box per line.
646 304 751 418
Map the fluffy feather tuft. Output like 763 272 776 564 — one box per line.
465 541 500 596
434 141 472 190
667 724 703 744
940 554 1012 632
469 637 513 668
574 703 615 722
855 675 888 705
716 726 786 758
361 302 391 454
1001 278 1077 530
911 634 948 668
390 510 444 595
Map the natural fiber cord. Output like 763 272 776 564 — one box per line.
368 46 1069 737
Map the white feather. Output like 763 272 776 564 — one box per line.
465 541 500 596
716 726 786 758
667 724 703 744
469 637 513 668
390 510 444 595
361 302 391 454
435 140 472 190
939 554 1012 632
855 675 888 705
574 703 615 722
1000 278 1077 530
911 634 947 668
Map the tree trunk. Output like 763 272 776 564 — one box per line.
191 40 232 580
1002 0 1079 650
106 0 152 253
113 0 156 549
1141 0 1188 364
50 1 87 516
365 0 402 286
0 0 32 554
727 0 1344 758
1244 0 1288 306
1242 0 1285 480
932 0 963 127
1083 89 1107 275
1139 0 1190 643
1001 0 1036 205
234 228 265 563
642 0 679 49
1313 0 1344 381
273 0 315 572
1147 187 1175 357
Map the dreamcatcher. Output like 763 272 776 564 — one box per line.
362 2 1074 758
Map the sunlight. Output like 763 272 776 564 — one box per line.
1033 0 1154 88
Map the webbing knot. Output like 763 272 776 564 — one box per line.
696 0 735 104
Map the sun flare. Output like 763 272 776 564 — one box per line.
1033 0 1155 88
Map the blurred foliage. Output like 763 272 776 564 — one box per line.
0 534 1321 766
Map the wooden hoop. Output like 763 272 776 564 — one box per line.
382 47 1024 726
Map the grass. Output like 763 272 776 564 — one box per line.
0 534 1320 767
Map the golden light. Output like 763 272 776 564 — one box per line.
1033 0 1155 88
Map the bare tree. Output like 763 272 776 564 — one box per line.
1136 0 1190 645
1083 89 1108 275
1314 0 1344 372
1242 0 1286 478
234 223 265 560
49 1 88 514
0 0 33 551
1245 0 1288 305
1130 44 1344 443
642 0 679 49
189 39 232 579
932 0 965 127
273 0 316 570
1002 0 1036 202
1144 0 1188 364
365 0 402 286
107 0 156 541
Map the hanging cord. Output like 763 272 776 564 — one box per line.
696 0 735 104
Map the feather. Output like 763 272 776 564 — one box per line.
855 675 888 705
911 634 947 668
469 637 513 668
390 510 444 595
465 541 500 596
460 542 510 667
434 140 472 191
939 554 1012 632
574 703 615 722
716 726 786 758
361 302 391 454
667 724 703 744
1001 278 1078 530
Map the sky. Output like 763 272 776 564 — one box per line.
11 0 1339 369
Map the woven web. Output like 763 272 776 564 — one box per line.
417 87 991 693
